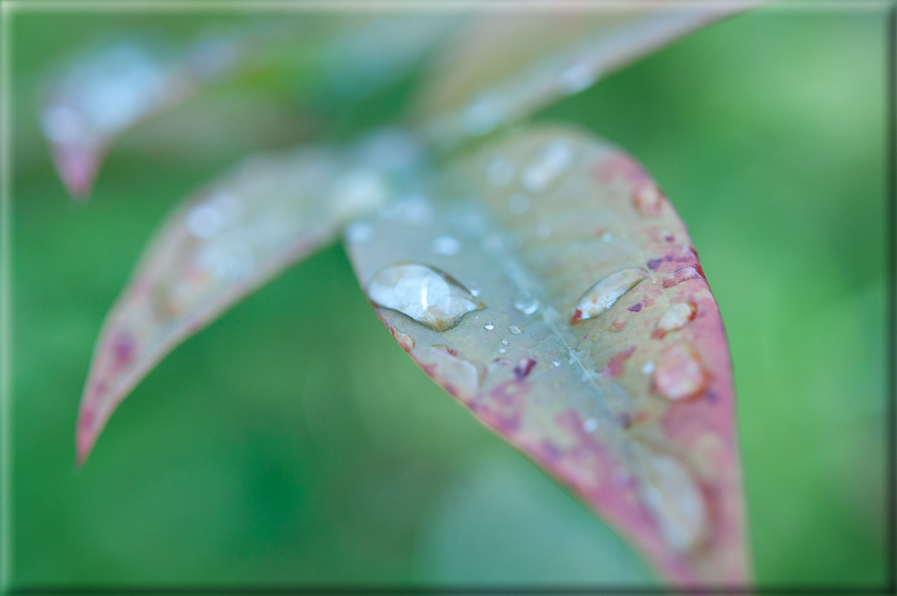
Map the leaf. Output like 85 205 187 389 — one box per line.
344 125 748 586
414 2 761 149
75 129 423 464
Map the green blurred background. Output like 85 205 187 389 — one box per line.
7 4 890 589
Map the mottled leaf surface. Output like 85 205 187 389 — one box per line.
415 3 759 149
345 126 748 585
76 130 423 463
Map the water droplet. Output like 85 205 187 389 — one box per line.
513 357 537 380
186 204 224 239
487 156 516 186
484 321 495 330
536 224 552 239
508 193 530 215
384 194 434 226
662 267 703 288
508 325 524 335
498 347 507 354
393 331 415 352
197 240 255 282
571 269 649 324
583 417 599 433
641 361 655 375
346 221 374 244
462 93 503 136
656 302 698 336
511 292 540 315
521 141 574 194
638 452 708 552
432 235 461 256
559 61 597 95
633 183 664 217
552 359 561 367
601 232 613 242
333 169 388 217
652 344 708 400
366 263 483 332
501 339 509 346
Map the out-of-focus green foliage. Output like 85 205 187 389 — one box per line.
10 7 886 587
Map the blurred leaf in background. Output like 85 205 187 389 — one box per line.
7 3 888 589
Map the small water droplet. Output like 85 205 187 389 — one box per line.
521 141 574 194
653 344 708 400
462 93 503 136
511 292 540 315
641 361 655 375
508 325 523 335
484 321 495 330
333 169 388 217
501 339 509 346
393 331 415 352
432 235 462 256
508 193 530 215
601 232 613 242
367 263 483 332
487 156 516 186
552 359 561 367
583 417 599 433
346 221 374 244
633 183 664 217
662 267 703 289
571 269 649 324
498 347 507 354
186 204 224 239
656 302 698 336
559 61 597 95
638 452 708 552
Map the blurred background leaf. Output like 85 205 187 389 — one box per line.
9 5 887 588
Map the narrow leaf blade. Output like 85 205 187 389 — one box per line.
415 3 760 149
76 131 421 463
345 126 748 585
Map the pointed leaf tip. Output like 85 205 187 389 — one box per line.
345 125 749 586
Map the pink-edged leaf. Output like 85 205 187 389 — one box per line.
414 2 760 148
76 129 423 464
41 40 238 198
345 126 748 586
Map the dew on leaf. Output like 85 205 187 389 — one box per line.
656 302 698 336
432 235 462 256
638 452 708 553
508 325 524 335
333 169 389 217
583 417 599 433
484 321 495 330
633 183 664 217
501 339 509 346
521 140 574 194
186 204 225 239
652 344 708 400
498 347 507 354
571 268 648 324
366 263 483 332
552 359 561 367
511 291 540 315
558 61 597 95
641 361 655 375
662 267 703 289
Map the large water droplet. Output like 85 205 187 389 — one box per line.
652 344 708 400
511 291 540 315
638 452 708 553
656 302 697 336
571 269 648 324
367 263 483 332
521 141 574 194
